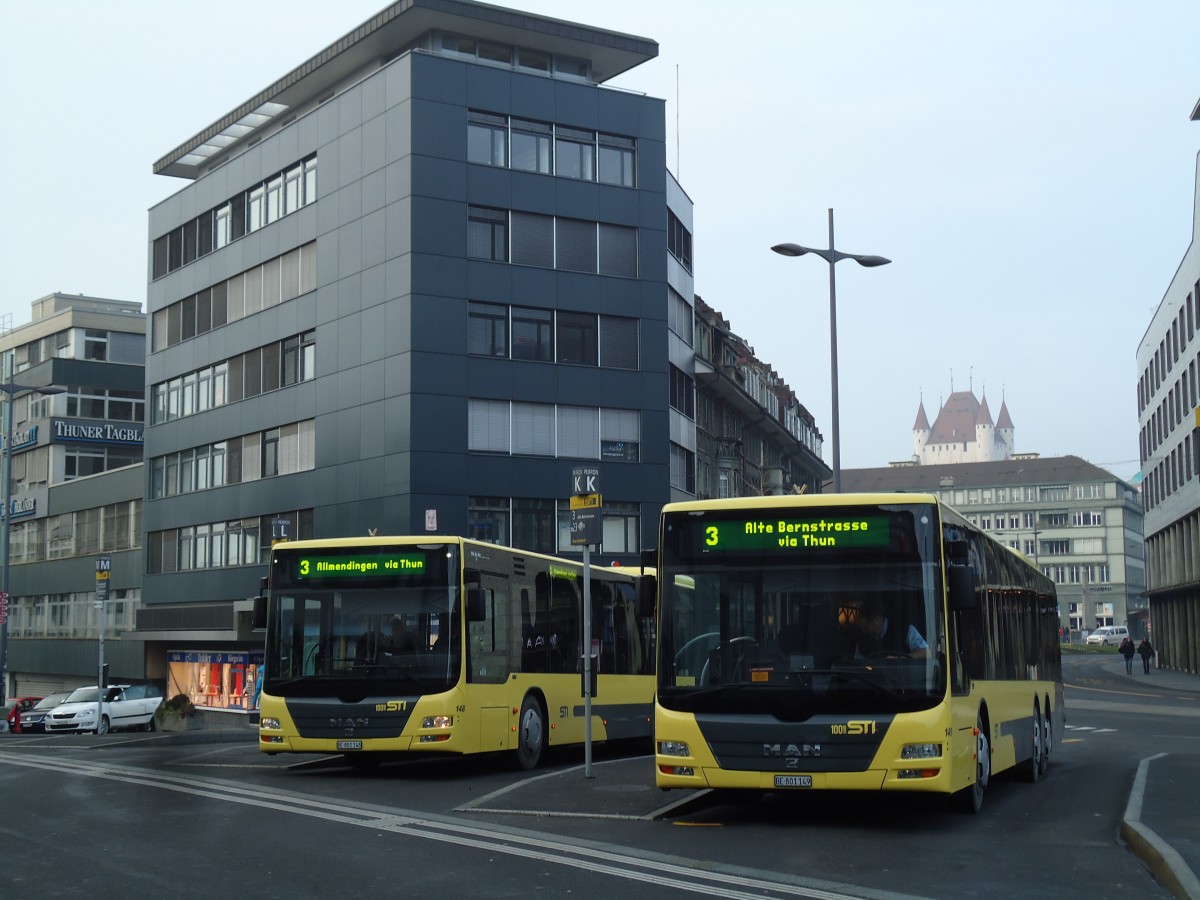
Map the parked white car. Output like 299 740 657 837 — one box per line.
44 684 164 734
1085 625 1129 647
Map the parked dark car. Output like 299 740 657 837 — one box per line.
17 692 72 734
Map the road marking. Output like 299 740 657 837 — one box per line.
0 751 929 900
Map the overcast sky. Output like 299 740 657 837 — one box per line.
2 1 1197 480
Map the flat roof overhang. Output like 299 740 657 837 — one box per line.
154 0 657 180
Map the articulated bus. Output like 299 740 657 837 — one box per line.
258 536 654 768
650 493 1062 813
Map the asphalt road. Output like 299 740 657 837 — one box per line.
1 652 1196 899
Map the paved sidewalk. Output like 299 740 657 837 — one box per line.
1104 658 1200 899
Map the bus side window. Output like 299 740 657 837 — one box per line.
549 575 579 674
521 586 549 673
467 574 512 684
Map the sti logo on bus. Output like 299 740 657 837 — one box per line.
830 720 877 735
374 700 408 712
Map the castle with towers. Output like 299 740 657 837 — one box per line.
907 389 1016 465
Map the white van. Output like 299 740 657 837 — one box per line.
1086 625 1129 646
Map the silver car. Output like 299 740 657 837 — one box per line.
44 684 164 734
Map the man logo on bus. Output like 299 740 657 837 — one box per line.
331 717 369 736
763 743 821 758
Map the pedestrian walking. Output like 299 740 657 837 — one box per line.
1138 637 1155 674
1119 636 1135 674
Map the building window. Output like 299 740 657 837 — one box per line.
598 316 638 370
468 207 508 261
668 211 692 272
510 212 554 267
468 496 509 544
82 329 108 361
556 312 598 366
468 302 508 357
668 288 693 344
598 224 637 277
513 498 555 554
511 119 552 173
512 402 555 456
555 218 596 273
598 134 636 187
600 408 640 461
669 365 695 418
467 400 510 453
557 406 599 459
511 307 553 361
670 443 696 494
555 126 595 180
468 111 508 166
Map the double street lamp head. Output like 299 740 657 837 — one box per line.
771 214 891 495
770 242 891 268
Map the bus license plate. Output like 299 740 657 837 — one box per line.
774 775 812 788
337 740 363 751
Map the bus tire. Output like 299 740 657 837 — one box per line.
516 694 545 771
1019 702 1043 783
1039 697 1052 777
952 710 989 814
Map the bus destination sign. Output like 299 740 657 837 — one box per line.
296 553 426 579
697 516 891 552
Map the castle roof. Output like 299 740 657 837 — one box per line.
996 400 1015 430
913 401 930 431
927 391 985 444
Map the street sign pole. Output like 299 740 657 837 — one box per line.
95 555 111 734
570 467 602 778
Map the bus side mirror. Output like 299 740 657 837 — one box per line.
636 574 657 620
949 565 978 611
252 596 268 630
466 587 487 622
251 576 269 629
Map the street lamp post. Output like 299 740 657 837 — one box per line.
0 350 64 706
772 208 890 492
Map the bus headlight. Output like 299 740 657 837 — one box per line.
900 743 942 760
658 740 690 758
260 717 281 730
422 715 453 729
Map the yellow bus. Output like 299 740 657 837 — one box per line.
650 493 1062 813
258 536 654 768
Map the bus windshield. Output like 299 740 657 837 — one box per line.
658 502 946 716
264 543 461 697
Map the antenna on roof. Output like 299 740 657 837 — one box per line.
675 64 681 177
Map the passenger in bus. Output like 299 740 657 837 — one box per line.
838 595 928 659
388 618 417 653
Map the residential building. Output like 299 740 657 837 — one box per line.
692 296 829 497
841 456 1146 636
141 0 681 702
1137 105 1200 674
1 293 146 699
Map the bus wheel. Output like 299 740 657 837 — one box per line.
1039 701 1052 777
516 695 545 771
952 712 990 814
1019 703 1043 783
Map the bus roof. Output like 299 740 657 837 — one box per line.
660 492 942 515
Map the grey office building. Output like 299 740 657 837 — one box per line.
142 1 683 675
